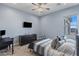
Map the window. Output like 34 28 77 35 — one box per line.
70 16 78 33
70 16 77 28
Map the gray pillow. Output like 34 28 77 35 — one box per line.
51 38 57 49
55 41 61 49
51 38 61 49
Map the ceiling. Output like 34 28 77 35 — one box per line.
2 3 79 16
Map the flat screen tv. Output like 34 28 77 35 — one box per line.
0 30 6 36
23 22 32 28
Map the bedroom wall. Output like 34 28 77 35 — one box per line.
1 4 79 41
40 5 79 39
0 4 40 41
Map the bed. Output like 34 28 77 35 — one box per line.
28 38 76 56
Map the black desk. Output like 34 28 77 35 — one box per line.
0 37 14 54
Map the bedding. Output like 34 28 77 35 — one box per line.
30 37 76 56
46 41 76 56
34 38 51 52
66 39 76 44
33 38 61 55
47 47 64 56
38 40 52 55
28 39 45 49
57 42 75 56
59 40 65 45
51 38 61 49
44 43 51 56
51 38 57 49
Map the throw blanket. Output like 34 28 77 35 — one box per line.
33 38 52 55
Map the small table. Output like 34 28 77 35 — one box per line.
0 37 14 54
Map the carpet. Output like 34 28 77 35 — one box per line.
0 44 36 56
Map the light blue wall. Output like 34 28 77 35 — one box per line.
40 5 79 38
0 4 40 38
1 4 79 40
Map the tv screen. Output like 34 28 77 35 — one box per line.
0 30 5 36
23 22 32 28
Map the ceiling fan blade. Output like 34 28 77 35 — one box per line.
32 9 36 10
46 8 50 10
32 3 41 7
38 3 41 5
57 3 61 5
43 3 47 5
32 3 37 5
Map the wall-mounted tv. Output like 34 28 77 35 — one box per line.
0 30 6 36
23 22 32 28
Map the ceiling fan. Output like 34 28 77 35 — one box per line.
32 3 50 13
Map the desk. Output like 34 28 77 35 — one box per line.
0 37 14 54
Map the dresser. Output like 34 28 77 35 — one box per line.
19 34 37 46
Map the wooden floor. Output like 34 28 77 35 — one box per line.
0 44 36 56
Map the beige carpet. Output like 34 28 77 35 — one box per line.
0 44 36 56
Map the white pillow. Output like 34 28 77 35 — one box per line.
57 42 75 56
66 39 76 44
47 47 64 56
59 40 65 45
